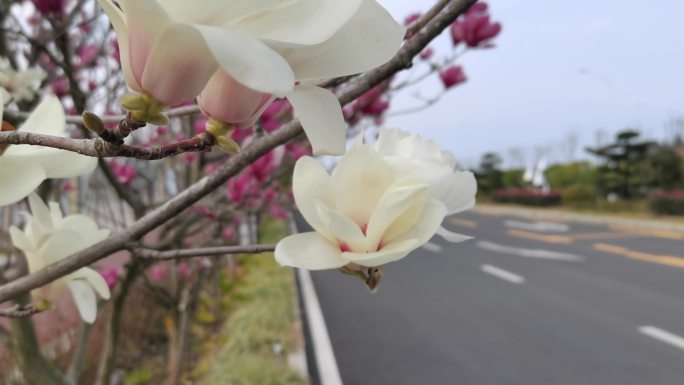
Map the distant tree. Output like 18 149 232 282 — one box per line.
545 161 597 189
586 130 656 198
641 145 683 189
502 168 525 188
476 152 504 193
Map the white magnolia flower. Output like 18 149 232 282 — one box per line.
0 59 46 102
275 129 476 270
9 194 111 323
97 0 404 155
0 95 98 206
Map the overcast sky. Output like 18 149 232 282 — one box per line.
378 0 684 168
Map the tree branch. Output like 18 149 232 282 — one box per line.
0 0 477 304
133 244 276 260
0 303 41 318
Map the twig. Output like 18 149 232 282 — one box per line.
5 104 201 125
0 304 41 318
0 131 216 159
0 0 478 304
133 244 276 260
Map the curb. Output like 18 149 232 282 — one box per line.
475 205 684 232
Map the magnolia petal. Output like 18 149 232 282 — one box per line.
365 179 428 248
329 145 394 226
9 226 32 252
71 268 111 300
62 215 110 242
436 226 472 243
343 238 418 267
5 147 97 179
48 202 64 227
0 158 46 206
117 0 173 83
434 171 477 214
275 232 347 270
292 156 332 237
198 70 267 124
28 193 53 229
96 0 141 91
13 96 64 136
191 24 294 96
160 0 297 25
315 202 367 252
285 85 345 155
391 199 448 246
67 279 97 323
37 228 90 266
234 0 363 45
277 0 404 80
140 23 220 105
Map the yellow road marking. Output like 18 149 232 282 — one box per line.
607 225 684 240
507 229 573 244
593 243 684 269
450 218 477 228
569 232 637 241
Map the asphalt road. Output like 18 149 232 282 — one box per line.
303 210 684 385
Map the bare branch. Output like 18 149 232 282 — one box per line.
0 304 41 318
0 0 477 304
134 244 276 260
5 104 202 125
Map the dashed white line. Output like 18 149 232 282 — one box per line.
504 220 570 233
298 269 344 385
422 242 443 253
480 264 526 284
639 326 684 351
476 240 584 262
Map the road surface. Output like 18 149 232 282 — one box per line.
300 210 684 385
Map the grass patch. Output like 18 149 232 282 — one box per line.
195 219 307 385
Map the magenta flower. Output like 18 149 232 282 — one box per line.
32 0 64 16
99 267 122 290
450 2 501 48
148 265 167 281
439 66 467 89
222 227 236 241
177 263 191 279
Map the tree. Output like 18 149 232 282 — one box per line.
476 152 504 193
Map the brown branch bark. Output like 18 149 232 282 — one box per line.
0 0 477 304
133 244 276 260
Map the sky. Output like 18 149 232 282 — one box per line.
378 0 684 169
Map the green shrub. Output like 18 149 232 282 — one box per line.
649 190 684 215
492 188 562 206
562 183 596 207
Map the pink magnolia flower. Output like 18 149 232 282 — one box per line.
420 47 434 60
50 78 70 98
100 267 122 290
110 161 136 187
148 265 167 281
32 0 64 16
404 13 421 26
222 227 236 241
269 203 289 220
249 147 285 183
450 2 501 48
439 66 467 89
177 263 191 279
77 44 99 67
61 180 76 192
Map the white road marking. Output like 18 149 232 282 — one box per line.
422 242 443 253
504 220 570 233
476 240 584 262
298 269 344 385
480 264 526 284
639 326 684 351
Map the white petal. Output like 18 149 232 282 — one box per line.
292 156 333 237
48 202 64 227
13 96 65 136
67 279 97 323
140 23 220 105
286 85 345 155
71 268 111 300
28 193 53 229
5 147 97 179
158 0 296 25
390 200 448 246
38 229 92 266
434 171 477 215
365 179 428 248
233 0 363 45
275 232 347 270
343 238 418 267
329 145 394 226
275 0 404 80
315 202 368 252
9 225 33 252
191 25 294 96
62 215 110 242
436 226 472 243
117 0 173 83
0 158 46 206
96 0 141 91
